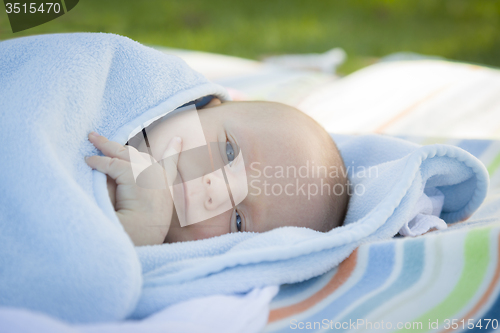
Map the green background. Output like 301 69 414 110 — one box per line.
1 0 499 74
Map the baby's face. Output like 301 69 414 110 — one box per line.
132 100 337 243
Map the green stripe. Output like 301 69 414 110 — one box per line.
401 228 491 332
487 151 500 176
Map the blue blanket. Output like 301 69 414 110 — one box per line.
0 33 229 323
0 33 489 323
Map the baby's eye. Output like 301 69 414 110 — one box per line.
226 140 235 165
235 210 242 232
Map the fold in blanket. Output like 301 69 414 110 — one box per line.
0 286 279 333
0 33 489 323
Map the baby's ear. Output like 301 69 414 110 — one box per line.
203 97 222 108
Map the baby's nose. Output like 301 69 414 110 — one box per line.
203 172 230 211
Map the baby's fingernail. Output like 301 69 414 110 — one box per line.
173 136 182 143
84 156 89 162
89 131 99 138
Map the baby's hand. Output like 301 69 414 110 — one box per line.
85 132 181 246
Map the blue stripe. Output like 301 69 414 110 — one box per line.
456 139 492 159
337 239 425 331
272 243 395 332
471 291 500 333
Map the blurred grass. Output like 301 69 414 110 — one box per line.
0 0 499 74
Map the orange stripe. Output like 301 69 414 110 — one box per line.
441 232 500 333
268 248 358 323
375 85 451 134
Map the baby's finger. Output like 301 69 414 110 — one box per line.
134 138 182 189
88 132 131 162
85 155 134 185
161 137 182 185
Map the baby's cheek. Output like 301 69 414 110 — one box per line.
222 153 247 203
192 212 233 240
183 225 213 241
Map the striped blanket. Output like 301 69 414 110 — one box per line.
265 137 500 333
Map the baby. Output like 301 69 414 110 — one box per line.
85 97 349 245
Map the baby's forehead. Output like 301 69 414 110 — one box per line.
225 102 316 133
